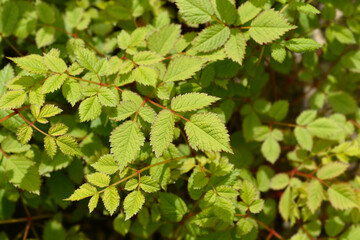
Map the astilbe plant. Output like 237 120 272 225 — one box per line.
0 0 360 239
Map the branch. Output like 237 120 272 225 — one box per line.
98 155 190 194
147 99 190 122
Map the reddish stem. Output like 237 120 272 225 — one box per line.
147 99 190 122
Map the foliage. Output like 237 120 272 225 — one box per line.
0 0 360 239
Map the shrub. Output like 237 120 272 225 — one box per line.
0 0 360 239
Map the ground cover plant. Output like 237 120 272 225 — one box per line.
0 0 360 239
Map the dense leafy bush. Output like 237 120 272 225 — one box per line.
1 0 360 239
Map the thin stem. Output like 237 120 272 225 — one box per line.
3 37 23 56
0 147 9 159
234 26 251 29
267 121 300 128
256 45 265 68
349 119 360 130
293 170 330 188
0 106 30 124
147 99 190 122
99 155 190 194
235 214 284 240
66 74 103 86
15 110 52 138
0 215 53 225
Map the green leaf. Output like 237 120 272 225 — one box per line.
79 96 102 122
140 176 160 193
240 180 259 205
7 76 35 90
285 38 321 52
16 124 33 145
271 44 286 63
48 123 69 136
211 0 237 25
86 172 110 188
148 24 181 56
175 0 213 24
102 185 120 215
193 171 209 189
111 101 138 121
185 113 232 153
133 51 163 65
36 27 55 48
44 53 67 73
331 24 356 44
236 218 254 236
56 135 82 156
307 180 323 213
98 87 117 107
270 173 290 190
124 179 138 191
171 93 219 112
43 220 66 240
249 9 296 44
279 187 292 221
328 183 359 210
91 154 119 175
236 0 264 25
268 100 289 121
0 90 26 109
224 29 247 65
163 56 206 82
88 192 99 213
325 216 345 237
0 64 14 95
66 183 97 201
296 110 317 125
4 155 40 194
36 1 55 24
38 104 63 122
138 106 156 123
192 24 231 52
261 134 280 164
9 55 48 74
110 121 145 169
135 66 158 87
159 192 188 222
150 157 171 190
75 48 97 72
294 127 313 151
42 74 67 94
117 30 130 50
124 190 145 220
292 2 320 15
113 213 131 236
328 91 358 114
317 162 349 180
307 118 340 139
30 85 45 106
0 1 19 37
150 110 175 157
44 135 57 158
214 197 235 222
62 79 82 107
249 199 264 213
